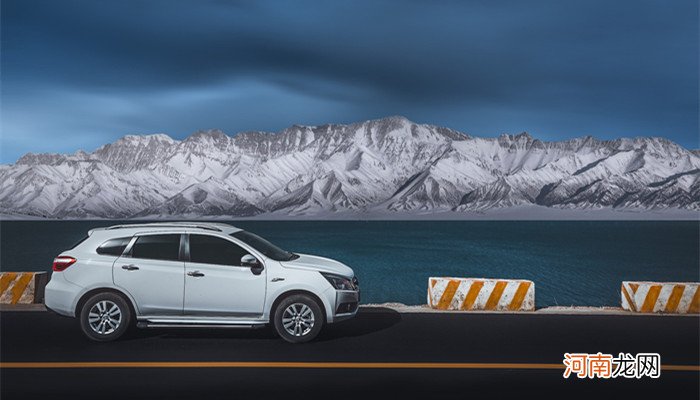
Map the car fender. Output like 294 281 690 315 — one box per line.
71 282 141 317
264 264 335 322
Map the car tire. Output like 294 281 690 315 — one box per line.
79 292 132 342
273 294 324 343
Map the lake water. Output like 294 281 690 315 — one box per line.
1 220 698 307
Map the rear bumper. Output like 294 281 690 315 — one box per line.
44 273 80 317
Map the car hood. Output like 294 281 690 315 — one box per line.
280 253 353 277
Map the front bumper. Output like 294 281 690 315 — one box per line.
333 289 360 322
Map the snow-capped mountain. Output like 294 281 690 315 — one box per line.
1 116 698 218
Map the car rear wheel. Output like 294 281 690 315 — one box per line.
273 294 324 343
79 292 131 342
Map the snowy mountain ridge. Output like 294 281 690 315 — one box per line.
1 116 698 218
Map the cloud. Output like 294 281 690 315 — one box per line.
1 0 698 162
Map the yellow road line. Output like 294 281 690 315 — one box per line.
663 365 700 371
0 361 698 371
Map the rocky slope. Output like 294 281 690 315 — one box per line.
1 116 698 218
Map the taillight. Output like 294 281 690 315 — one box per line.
52 256 77 271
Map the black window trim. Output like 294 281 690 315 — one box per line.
96 236 133 257
121 236 138 257
122 233 186 262
230 230 296 262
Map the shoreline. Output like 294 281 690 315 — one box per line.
364 303 699 316
3 303 698 316
2 206 699 221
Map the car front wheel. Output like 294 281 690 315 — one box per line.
79 292 131 342
273 294 324 343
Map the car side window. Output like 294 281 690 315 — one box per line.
130 234 181 261
96 237 131 256
189 234 250 266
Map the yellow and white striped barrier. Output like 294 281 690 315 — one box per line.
0 272 47 305
428 277 535 311
621 281 700 314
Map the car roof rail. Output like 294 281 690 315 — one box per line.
105 222 224 232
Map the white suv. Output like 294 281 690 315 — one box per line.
45 222 360 343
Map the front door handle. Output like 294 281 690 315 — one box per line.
187 270 205 277
121 264 139 271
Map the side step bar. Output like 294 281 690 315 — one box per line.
137 317 268 329
137 322 266 329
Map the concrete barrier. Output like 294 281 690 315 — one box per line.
428 277 535 311
0 272 48 305
621 281 699 314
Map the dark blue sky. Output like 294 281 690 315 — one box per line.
1 0 698 162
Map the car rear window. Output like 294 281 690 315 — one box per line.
130 234 181 261
96 237 132 256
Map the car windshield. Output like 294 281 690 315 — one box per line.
231 231 298 261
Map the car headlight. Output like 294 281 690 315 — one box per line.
321 272 355 290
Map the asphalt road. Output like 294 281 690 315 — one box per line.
1 308 698 399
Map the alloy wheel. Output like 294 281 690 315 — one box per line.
88 300 122 335
281 303 315 337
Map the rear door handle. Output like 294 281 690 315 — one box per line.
187 271 205 277
121 264 139 271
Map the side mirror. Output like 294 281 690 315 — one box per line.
240 254 258 267
241 254 264 276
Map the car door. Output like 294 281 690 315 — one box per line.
113 233 185 315
184 234 266 316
